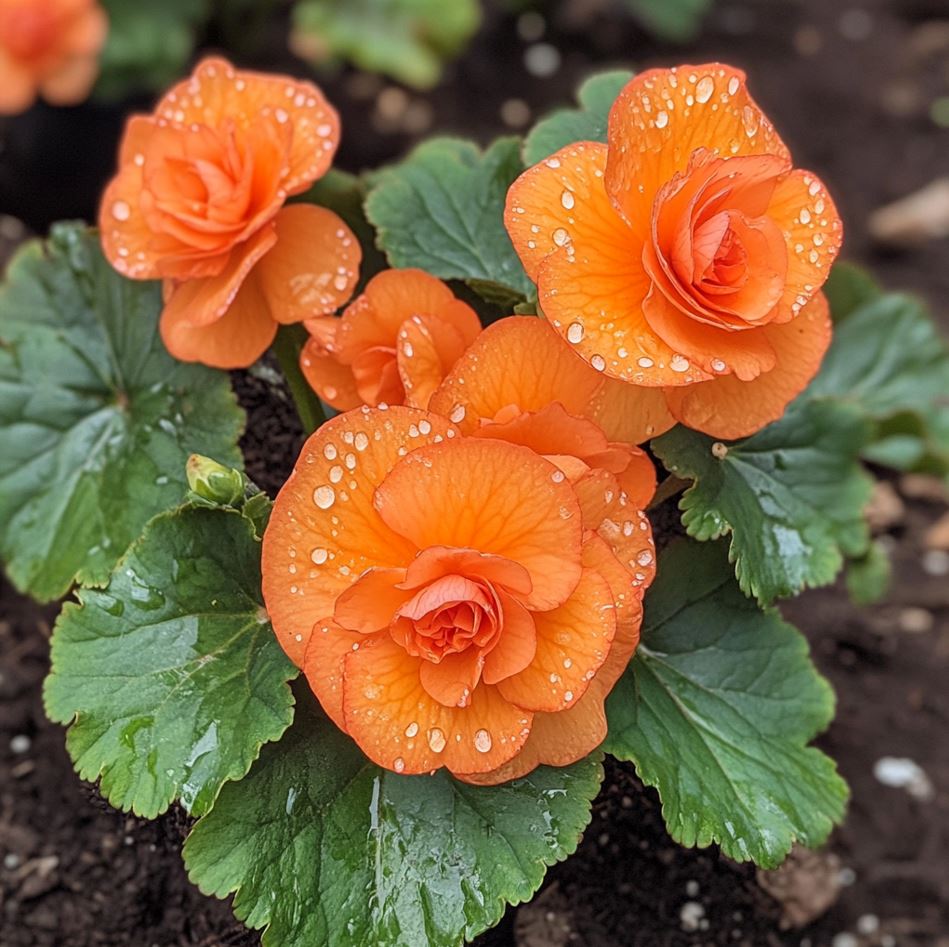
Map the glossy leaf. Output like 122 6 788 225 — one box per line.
44 505 296 819
523 70 633 166
845 539 892 606
291 0 479 89
0 224 244 602
623 0 711 41
185 698 602 947
605 540 848 868
653 400 873 604
365 137 533 302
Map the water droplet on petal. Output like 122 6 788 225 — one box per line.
474 729 492 753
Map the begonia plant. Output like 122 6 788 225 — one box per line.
1 54 947 947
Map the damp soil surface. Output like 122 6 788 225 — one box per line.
2 1 949 945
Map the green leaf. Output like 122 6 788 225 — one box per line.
653 400 873 604
623 0 711 41
291 0 480 89
365 137 533 302
823 261 882 324
0 224 244 602
523 70 633 166
185 698 602 947
44 505 297 819
605 540 848 868
96 0 210 100
845 539 892 606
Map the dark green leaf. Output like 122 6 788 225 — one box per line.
96 0 210 100
44 505 296 818
365 137 533 302
523 70 633 166
623 0 711 41
185 698 601 947
0 224 244 602
291 0 480 89
605 540 848 868
653 400 873 604
823 261 882 324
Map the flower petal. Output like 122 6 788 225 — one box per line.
253 205 360 324
481 593 537 685
585 375 677 444
159 267 276 368
333 567 409 633
400 546 533 598
497 566 615 712
161 224 277 329
373 437 583 611
419 648 486 708
300 340 363 411
430 316 604 432
155 57 339 194
302 619 376 730
664 292 832 439
605 64 790 236
342 634 532 776
261 406 456 667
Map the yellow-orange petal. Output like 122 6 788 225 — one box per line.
664 292 832 439
586 375 677 444
302 619 376 731
261 405 456 667
155 57 339 194
481 593 537 685
299 340 363 411
400 546 533 598
159 267 277 369
497 566 616 713
767 170 843 321
396 315 468 410
342 634 532 776
39 51 100 105
161 224 277 329
253 205 360 324
0 55 37 114
373 437 583 611
605 64 790 237
430 316 604 431
419 647 486 708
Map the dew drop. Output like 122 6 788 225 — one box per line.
311 548 328 564
354 432 369 451
428 728 446 753
711 358 727 372
552 227 569 246
566 322 584 344
393 757 405 773
474 729 492 753
551 469 566 483
111 200 131 221
695 76 714 103
637 356 654 369
655 110 669 128
670 354 690 373
323 443 338 460
727 76 740 96
560 189 575 210
591 354 606 372
449 404 466 423
405 722 419 738
637 550 654 566
313 485 335 509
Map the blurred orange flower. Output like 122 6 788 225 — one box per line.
301 268 481 411
506 64 842 439
261 404 655 782
99 56 360 369
0 0 107 114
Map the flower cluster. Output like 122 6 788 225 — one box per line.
100 59 841 780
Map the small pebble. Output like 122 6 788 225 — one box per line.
10 734 30 754
680 901 705 931
517 11 545 42
524 43 560 78
922 549 949 576
832 934 858 947
685 879 700 897
898 607 934 634
500 98 531 128
856 914 880 935
4 853 20 870
837 866 857 886
873 756 934 800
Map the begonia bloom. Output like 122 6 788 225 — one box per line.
261 405 655 782
505 64 842 439
99 57 359 369
301 268 480 410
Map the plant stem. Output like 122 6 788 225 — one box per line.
272 324 326 435
648 474 690 510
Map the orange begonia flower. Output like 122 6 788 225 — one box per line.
99 57 360 369
0 0 107 114
301 268 481 411
505 64 842 440
261 404 655 782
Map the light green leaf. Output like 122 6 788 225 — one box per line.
291 0 480 89
185 699 601 947
605 540 848 868
0 224 244 602
823 260 882 324
44 504 297 819
365 137 533 302
653 400 873 604
96 0 210 99
623 0 712 41
845 539 892 606
523 70 633 166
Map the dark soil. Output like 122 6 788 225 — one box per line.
2 0 948 945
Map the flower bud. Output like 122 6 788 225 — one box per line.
186 455 245 507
